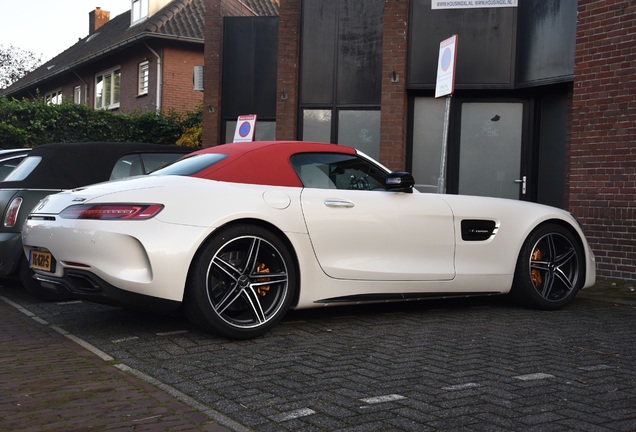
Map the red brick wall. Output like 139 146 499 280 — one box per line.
162 45 204 114
380 0 409 171
275 0 301 140
117 48 158 112
570 0 636 281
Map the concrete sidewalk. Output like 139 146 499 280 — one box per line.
577 279 636 306
0 279 634 432
0 294 229 432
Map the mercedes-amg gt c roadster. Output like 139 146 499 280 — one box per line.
22 141 596 339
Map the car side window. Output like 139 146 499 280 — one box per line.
0 156 27 181
111 154 143 180
110 153 190 180
291 153 388 191
151 153 228 176
141 153 186 173
2 156 41 182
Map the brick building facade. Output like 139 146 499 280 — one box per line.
0 1 206 117
570 0 636 281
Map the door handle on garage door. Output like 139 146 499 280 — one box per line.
514 176 527 195
324 199 355 208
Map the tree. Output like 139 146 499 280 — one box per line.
0 44 43 90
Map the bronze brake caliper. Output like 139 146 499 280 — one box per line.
256 263 271 296
531 247 543 288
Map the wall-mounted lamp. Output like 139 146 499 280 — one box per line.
280 89 288 101
390 69 399 83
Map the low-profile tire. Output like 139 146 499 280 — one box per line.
19 258 74 301
183 224 297 339
510 223 585 310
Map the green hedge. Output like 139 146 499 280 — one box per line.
0 97 202 148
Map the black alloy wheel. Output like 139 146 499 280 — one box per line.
183 224 296 339
510 223 585 310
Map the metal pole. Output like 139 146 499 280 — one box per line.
437 95 452 194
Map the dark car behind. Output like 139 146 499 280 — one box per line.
0 142 195 299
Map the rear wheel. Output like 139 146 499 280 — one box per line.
183 224 296 339
510 223 585 310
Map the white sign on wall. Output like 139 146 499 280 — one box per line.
432 0 517 9
232 114 258 143
435 35 458 98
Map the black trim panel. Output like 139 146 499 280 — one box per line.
461 219 497 241
315 291 501 304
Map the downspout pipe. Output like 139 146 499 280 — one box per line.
144 42 162 112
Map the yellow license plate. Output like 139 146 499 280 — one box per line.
30 250 54 272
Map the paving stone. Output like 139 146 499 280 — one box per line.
2 280 635 431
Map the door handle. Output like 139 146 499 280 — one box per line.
324 199 355 208
514 176 527 195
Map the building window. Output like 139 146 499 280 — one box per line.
95 68 121 110
302 110 332 143
337 110 381 160
73 86 82 104
138 61 149 95
193 65 204 91
45 90 63 105
132 0 149 23
301 109 381 160
299 0 382 158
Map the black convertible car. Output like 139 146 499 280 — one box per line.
0 142 194 299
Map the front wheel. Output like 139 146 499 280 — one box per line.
510 223 585 310
183 224 297 339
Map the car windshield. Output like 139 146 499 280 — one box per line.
150 153 228 176
1 156 41 182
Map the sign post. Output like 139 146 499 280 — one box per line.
435 35 458 194
232 114 258 143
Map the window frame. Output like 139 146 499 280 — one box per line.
138 61 149 96
73 85 82 104
132 0 149 24
95 67 121 110
44 89 63 105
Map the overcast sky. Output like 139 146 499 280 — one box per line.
0 0 132 61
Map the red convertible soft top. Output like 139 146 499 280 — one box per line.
188 141 358 187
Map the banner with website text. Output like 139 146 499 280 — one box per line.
432 0 517 9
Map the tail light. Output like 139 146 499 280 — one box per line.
59 204 164 220
4 197 23 228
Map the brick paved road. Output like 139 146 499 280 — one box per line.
0 288 229 432
2 283 636 431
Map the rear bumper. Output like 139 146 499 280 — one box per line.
33 269 181 312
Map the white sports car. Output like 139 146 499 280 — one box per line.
22 141 596 339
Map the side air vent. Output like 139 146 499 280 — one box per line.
461 219 497 241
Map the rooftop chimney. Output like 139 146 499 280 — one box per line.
89 7 110 34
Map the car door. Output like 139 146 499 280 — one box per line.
293 152 456 281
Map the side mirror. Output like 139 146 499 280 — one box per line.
386 171 414 193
